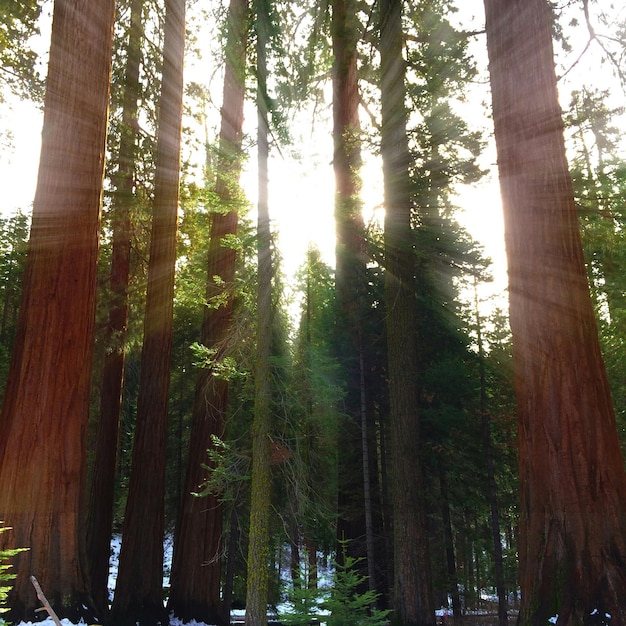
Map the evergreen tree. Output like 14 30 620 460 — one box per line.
87 0 143 614
0 0 115 620
484 0 626 621
110 0 185 622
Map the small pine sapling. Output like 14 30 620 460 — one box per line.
322 553 390 626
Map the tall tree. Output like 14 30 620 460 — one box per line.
166 0 248 623
331 0 375 590
245 4 272 624
379 0 435 623
110 0 185 622
0 0 115 621
484 0 626 622
86 0 143 614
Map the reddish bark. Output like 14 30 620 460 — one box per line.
331 0 371 580
0 0 115 621
109 0 184 623
484 0 626 623
86 0 142 614
166 0 247 622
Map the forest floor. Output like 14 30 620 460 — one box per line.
11 536 520 626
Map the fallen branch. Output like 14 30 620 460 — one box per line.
30 575 62 626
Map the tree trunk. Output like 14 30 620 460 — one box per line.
484 0 626 623
474 277 507 626
86 0 143 615
245 4 272 624
437 460 461 621
380 0 434 624
109 0 184 623
166 1 247 623
0 0 115 621
331 0 370 585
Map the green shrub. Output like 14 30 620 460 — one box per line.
280 549 390 626
0 524 28 622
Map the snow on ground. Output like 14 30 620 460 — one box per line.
13 535 222 626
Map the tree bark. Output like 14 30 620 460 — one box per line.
86 0 143 614
484 0 626 623
380 0 435 624
167 0 247 623
331 0 371 588
245 3 272 624
110 0 184 623
0 0 115 621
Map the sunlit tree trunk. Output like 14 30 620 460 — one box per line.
0 0 115 621
167 0 247 623
484 0 626 623
86 0 143 614
245 3 272 625
110 0 184 623
379 0 435 623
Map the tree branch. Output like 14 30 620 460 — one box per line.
30 576 62 626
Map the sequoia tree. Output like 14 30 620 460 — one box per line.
0 0 115 621
86 0 143 614
167 0 248 622
331 0 374 588
110 0 185 623
484 0 626 622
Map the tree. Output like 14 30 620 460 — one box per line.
86 0 143 614
166 0 248 622
331 0 377 596
110 0 185 622
0 0 115 621
245 4 273 624
379 0 435 623
484 0 626 622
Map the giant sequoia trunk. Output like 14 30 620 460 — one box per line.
331 0 372 585
86 0 142 614
484 0 626 623
0 0 115 621
379 0 435 624
109 0 184 623
166 0 247 623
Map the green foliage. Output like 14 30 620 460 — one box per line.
280 552 390 626
0 0 44 101
0 524 28 616
192 434 250 501
0 210 29 401
323 554 391 626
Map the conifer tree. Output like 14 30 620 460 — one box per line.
167 0 248 622
110 0 185 622
484 0 626 621
0 0 115 620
